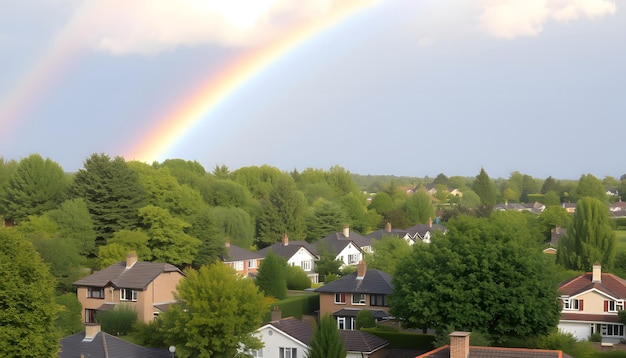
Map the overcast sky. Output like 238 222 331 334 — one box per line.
0 0 624 180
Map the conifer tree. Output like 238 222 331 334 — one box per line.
472 167 497 207
255 251 288 299
307 314 346 358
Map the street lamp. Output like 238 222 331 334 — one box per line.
168 345 176 358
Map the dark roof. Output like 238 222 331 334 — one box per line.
559 271 626 299
417 346 571 358
560 312 621 323
73 261 183 290
320 230 372 251
366 228 409 241
405 223 447 239
314 269 393 294
267 317 388 353
221 244 263 262
59 331 170 358
333 308 391 319
257 241 318 260
319 235 363 256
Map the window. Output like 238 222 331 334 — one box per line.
279 347 297 358
608 300 624 312
348 254 359 265
248 259 257 269
352 293 366 305
337 317 346 330
335 293 346 304
563 298 582 311
87 287 105 299
233 261 244 271
249 349 263 357
371 294 388 307
593 323 625 337
301 260 311 271
120 288 138 301
85 309 97 323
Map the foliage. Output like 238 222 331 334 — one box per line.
47 198 97 256
0 228 60 357
306 314 346 358
207 206 255 248
71 153 149 244
305 199 347 242
131 320 167 348
262 293 320 322
315 242 342 278
472 168 497 206
536 205 571 242
97 304 138 336
157 158 206 188
256 251 288 299
1 154 68 222
458 189 481 209
28 230 82 292
97 229 151 268
355 309 376 329
286 265 312 290
433 327 492 347
160 263 266 358
557 197 616 270
405 190 435 224
360 328 435 350
368 192 394 215
340 192 379 233
55 293 83 336
365 235 412 275
391 212 561 343
572 174 608 203
588 332 603 342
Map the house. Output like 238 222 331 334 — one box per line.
558 262 626 343
318 227 368 267
543 226 567 255
314 261 393 330
563 202 576 213
366 222 412 246
73 252 184 324
257 234 319 283
221 240 263 277
59 324 170 358
405 218 447 244
253 316 389 358
610 200 626 217
416 331 572 358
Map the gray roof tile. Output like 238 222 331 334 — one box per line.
73 261 182 290
314 269 393 295
59 331 170 358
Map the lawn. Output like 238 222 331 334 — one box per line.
616 229 626 247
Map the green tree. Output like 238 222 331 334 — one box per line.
541 176 559 194
536 205 571 243
433 173 449 186
55 293 83 336
367 191 394 215
255 251 288 299
1 154 68 223
160 263 266 358
47 198 97 256
355 310 377 329
315 242 342 279
543 190 561 206
157 158 206 188
472 168 497 207
97 305 138 336
458 189 480 209
572 174 607 203
405 190 435 224
97 229 151 268
557 197 616 270
208 206 255 248
71 153 149 244
306 199 347 242
0 228 60 356
391 212 561 343
256 176 307 246
231 165 286 200
287 265 312 290
340 192 377 234
365 235 412 275
306 314 347 358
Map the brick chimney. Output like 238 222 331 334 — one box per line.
356 260 366 279
593 262 602 283
83 324 101 342
449 331 470 358
271 306 282 321
125 251 137 269
343 226 350 238
428 217 433 228
385 222 392 232
282 233 289 246
225 238 230 248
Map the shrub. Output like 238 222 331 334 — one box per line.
131 320 166 348
355 310 376 329
589 332 603 342
286 265 311 290
96 304 137 336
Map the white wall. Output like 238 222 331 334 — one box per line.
559 322 591 341
256 325 309 358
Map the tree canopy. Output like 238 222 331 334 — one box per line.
306 314 346 358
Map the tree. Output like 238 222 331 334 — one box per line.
71 153 149 244
367 192 394 215
97 305 138 336
256 176 307 246
255 251 288 299
306 314 347 358
287 265 312 290
97 229 151 269
365 235 412 275
340 192 378 234
315 242 342 279
306 199 347 242
405 190 435 224
355 310 377 329
0 228 60 356
572 174 607 203
160 263 266 357
433 173 449 186
557 197 616 270
1 154 68 223
47 198 97 256
536 205 571 243
391 212 561 343
55 293 83 337
472 168 497 207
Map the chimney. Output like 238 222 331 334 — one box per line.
343 226 350 238
282 233 289 246
428 217 433 228
555 225 560 234
356 260 366 279
449 331 471 358
593 262 602 283
83 324 101 342
271 306 282 321
385 222 392 232
125 251 137 269
225 238 230 248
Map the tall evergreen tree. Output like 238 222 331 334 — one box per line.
306 199 347 242
71 153 149 244
256 176 307 246
472 168 497 207
255 251 288 299
557 197 616 270
0 228 60 356
306 314 346 358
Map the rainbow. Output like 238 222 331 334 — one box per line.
127 1 379 163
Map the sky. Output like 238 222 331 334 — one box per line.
0 0 624 180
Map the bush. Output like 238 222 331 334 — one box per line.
532 331 577 351
96 304 138 336
286 265 311 290
324 273 339 283
131 320 166 348
262 293 320 322
355 310 376 329
55 293 83 336
589 332 603 342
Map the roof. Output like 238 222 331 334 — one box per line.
405 223 447 240
59 331 170 358
257 241 318 260
559 271 626 299
265 317 388 353
320 235 364 256
73 261 183 290
560 312 621 323
416 346 572 358
366 228 409 241
333 308 391 319
314 269 393 295
221 244 263 262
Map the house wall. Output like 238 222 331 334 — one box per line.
152 271 184 303
287 247 316 274
336 243 362 267
559 321 592 341
563 291 616 315
255 326 308 358
318 292 391 316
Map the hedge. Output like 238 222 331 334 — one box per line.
361 328 435 350
263 292 320 322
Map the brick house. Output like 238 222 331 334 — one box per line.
221 241 263 277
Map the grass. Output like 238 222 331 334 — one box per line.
615 229 626 247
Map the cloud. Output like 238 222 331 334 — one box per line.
478 0 617 39
63 0 367 55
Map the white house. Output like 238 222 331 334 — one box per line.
257 234 319 283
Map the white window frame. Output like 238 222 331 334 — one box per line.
348 254 359 265
352 293 366 305
337 317 346 330
279 347 297 358
120 288 138 302
248 259 257 269
233 261 244 271
335 293 346 304
609 300 624 313
301 260 311 271
563 298 580 311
